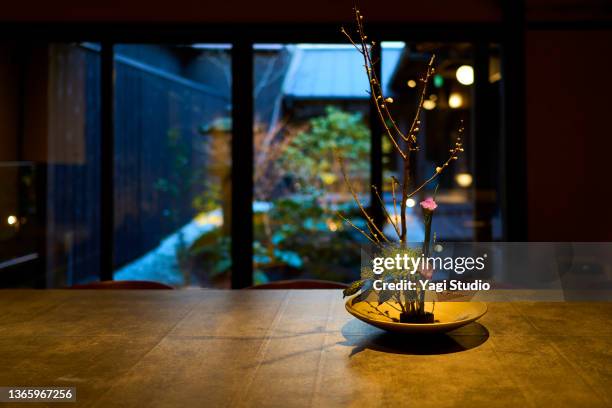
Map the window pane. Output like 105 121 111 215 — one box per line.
112 44 232 288
0 42 101 287
381 42 502 242
253 44 371 284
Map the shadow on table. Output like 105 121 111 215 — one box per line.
340 319 489 356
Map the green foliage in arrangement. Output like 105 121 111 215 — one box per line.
343 245 422 304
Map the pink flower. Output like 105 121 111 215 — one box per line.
419 266 434 280
420 197 438 211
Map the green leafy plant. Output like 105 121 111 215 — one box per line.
281 106 369 193
252 197 364 284
187 107 372 285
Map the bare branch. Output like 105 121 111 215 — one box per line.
352 10 406 160
340 27 364 54
406 56 435 143
390 176 400 232
371 184 400 238
364 221 382 244
354 8 428 147
336 211 380 246
337 154 389 243
406 124 465 199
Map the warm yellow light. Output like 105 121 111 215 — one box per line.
448 92 463 109
490 72 501 83
406 198 416 208
429 94 438 102
320 172 337 185
326 219 339 232
422 100 436 110
407 79 417 88
455 172 473 187
456 65 474 85
7 215 17 225
195 212 223 227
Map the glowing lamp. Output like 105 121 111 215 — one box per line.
448 92 463 109
456 65 474 85
455 172 473 188
422 100 436 110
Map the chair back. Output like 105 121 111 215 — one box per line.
70 280 174 289
247 279 348 289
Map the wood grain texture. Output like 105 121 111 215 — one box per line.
0 289 610 407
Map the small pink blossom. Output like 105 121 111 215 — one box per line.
419 266 434 280
420 197 438 211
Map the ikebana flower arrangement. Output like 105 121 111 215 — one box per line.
337 8 465 324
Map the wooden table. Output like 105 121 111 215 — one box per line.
0 290 610 407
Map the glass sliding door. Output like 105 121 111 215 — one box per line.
381 41 503 243
0 37 506 290
252 44 371 284
112 44 232 287
0 42 102 287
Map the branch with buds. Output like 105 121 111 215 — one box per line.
337 7 464 247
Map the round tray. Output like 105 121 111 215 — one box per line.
345 298 487 334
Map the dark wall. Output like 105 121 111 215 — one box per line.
526 29 612 241
1 0 502 22
2 0 609 22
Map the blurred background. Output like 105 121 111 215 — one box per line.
0 0 610 288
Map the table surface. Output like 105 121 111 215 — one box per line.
0 289 610 408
